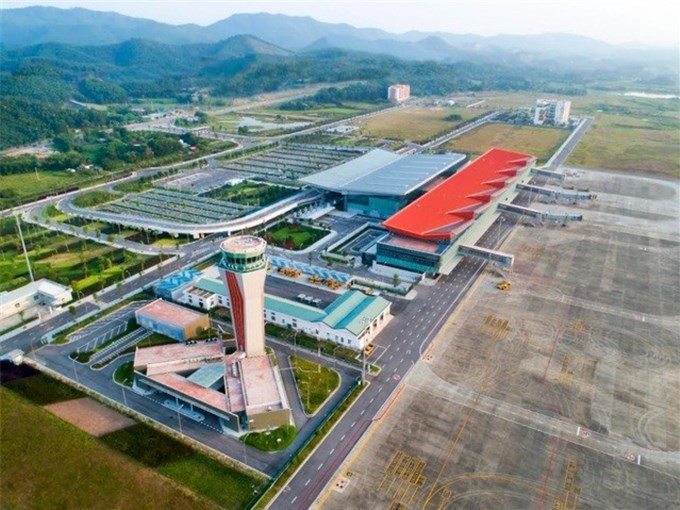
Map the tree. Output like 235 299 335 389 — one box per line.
393 273 400 288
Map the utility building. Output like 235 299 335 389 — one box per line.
135 299 209 342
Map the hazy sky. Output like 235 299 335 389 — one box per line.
4 0 679 47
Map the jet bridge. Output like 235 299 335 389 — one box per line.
530 168 565 183
498 203 583 222
518 183 594 200
459 245 514 268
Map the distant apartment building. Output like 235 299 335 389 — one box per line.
388 84 411 102
534 99 571 126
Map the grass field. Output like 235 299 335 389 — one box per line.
0 389 221 510
0 170 110 209
356 107 481 143
3 373 86 405
444 123 571 163
291 355 340 415
472 91 680 176
567 112 680 177
247 102 381 122
114 361 135 386
263 222 329 250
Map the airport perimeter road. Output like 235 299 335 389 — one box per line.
269 217 516 510
545 116 593 170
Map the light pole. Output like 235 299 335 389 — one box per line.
71 357 80 384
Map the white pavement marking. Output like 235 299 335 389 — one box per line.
291 496 298 504
340 434 346 440
305 479 311 486
330 448 335 455
318 463 323 470
378 387 383 392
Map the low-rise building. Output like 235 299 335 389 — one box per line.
0 279 72 321
132 341 292 434
181 278 392 350
135 299 210 342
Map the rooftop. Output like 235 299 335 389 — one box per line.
300 149 466 197
1 278 71 303
133 341 223 372
240 355 288 414
383 148 535 241
220 235 267 255
136 299 207 328
194 276 390 336
154 269 201 293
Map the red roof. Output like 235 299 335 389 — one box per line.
383 148 534 241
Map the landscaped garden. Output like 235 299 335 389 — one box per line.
290 355 340 414
203 181 298 207
244 424 297 452
263 221 329 250
0 217 164 297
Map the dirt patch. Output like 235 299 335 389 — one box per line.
44 397 135 436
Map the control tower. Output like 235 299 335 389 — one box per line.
217 235 267 358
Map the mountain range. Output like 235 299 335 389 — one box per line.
2 6 673 63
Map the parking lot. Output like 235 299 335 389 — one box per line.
322 169 680 509
69 301 149 353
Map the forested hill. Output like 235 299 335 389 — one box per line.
1 30 677 151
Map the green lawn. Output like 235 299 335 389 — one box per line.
114 361 135 387
0 390 220 510
263 222 329 250
291 356 340 414
244 425 297 452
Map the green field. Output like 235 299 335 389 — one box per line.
444 123 570 163
291 355 340 414
0 217 161 297
0 170 111 209
247 101 380 122
567 109 680 177
263 222 329 250
114 361 135 386
0 389 221 510
3 373 86 405
472 91 680 176
356 107 481 143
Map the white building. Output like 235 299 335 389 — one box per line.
0 279 72 321
534 99 571 126
181 277 392 351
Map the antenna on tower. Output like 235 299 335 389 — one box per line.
15 214 35 283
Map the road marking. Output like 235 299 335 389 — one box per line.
341 434 346 440
360 409 365 415
400 358 404 363
330 448 335 455
291 496 298 504
378 387 383 393
370 398 375 403
318 463 323 470
351 421 356 427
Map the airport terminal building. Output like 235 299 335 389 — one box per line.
377 148 536 274
301 149 467 219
